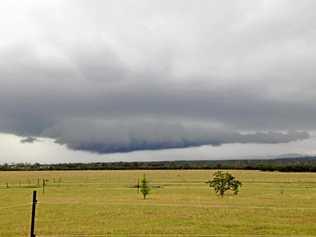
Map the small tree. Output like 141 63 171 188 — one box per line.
140 174 151 199
207 171 242 197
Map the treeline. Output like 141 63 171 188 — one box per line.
0 156 316 172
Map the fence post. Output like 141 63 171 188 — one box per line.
42 179 46 193
30 190 37 237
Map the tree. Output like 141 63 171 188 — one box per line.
207 171 242 197
140 174 151 199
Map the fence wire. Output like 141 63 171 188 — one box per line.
0 203 31 210
36 234 316 237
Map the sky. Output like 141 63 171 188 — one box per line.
1 0 316 163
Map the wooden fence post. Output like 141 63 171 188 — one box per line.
30 190 37 237
42 179 46 193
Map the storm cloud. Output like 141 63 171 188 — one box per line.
0 0 315 154
44 119 309 153
20 136 38 144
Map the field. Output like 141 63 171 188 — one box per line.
0 170 316 237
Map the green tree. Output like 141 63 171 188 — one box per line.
140 174 151 199
207 171 242 197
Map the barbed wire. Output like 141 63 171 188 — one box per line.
36 234 316 237
0 203 31 210
34 201 316 210
1 199 314 212
1 200 313 211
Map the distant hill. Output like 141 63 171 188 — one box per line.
1 156 316 172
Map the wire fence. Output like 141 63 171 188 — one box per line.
4 198 316 209
0 203 31 210
34 234 316 237
2 199 316 237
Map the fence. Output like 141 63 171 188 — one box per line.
0 190 313 237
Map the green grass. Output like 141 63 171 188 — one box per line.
0 170 316 236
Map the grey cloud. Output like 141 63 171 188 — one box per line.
42 119 309 153
0 1 315 154
20 136 38 144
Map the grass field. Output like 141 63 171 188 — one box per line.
0 170 315 237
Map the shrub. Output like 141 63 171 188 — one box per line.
140 174 151 199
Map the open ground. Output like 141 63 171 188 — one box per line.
0 170 315 236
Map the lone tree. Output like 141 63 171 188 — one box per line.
140 174 151 199
207 171 242 197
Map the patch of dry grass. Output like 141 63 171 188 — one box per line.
0 170 315 236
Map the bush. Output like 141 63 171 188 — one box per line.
140 174 151 199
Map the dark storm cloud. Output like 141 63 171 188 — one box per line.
46 119 309 153
20 137 38 144
0 0 315 153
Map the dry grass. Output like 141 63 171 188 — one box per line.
0 170 315 236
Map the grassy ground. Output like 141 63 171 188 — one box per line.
0 170 315 236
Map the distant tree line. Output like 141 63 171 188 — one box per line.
0 156 315 172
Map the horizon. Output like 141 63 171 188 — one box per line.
1 1 316 163
1 132 316 164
